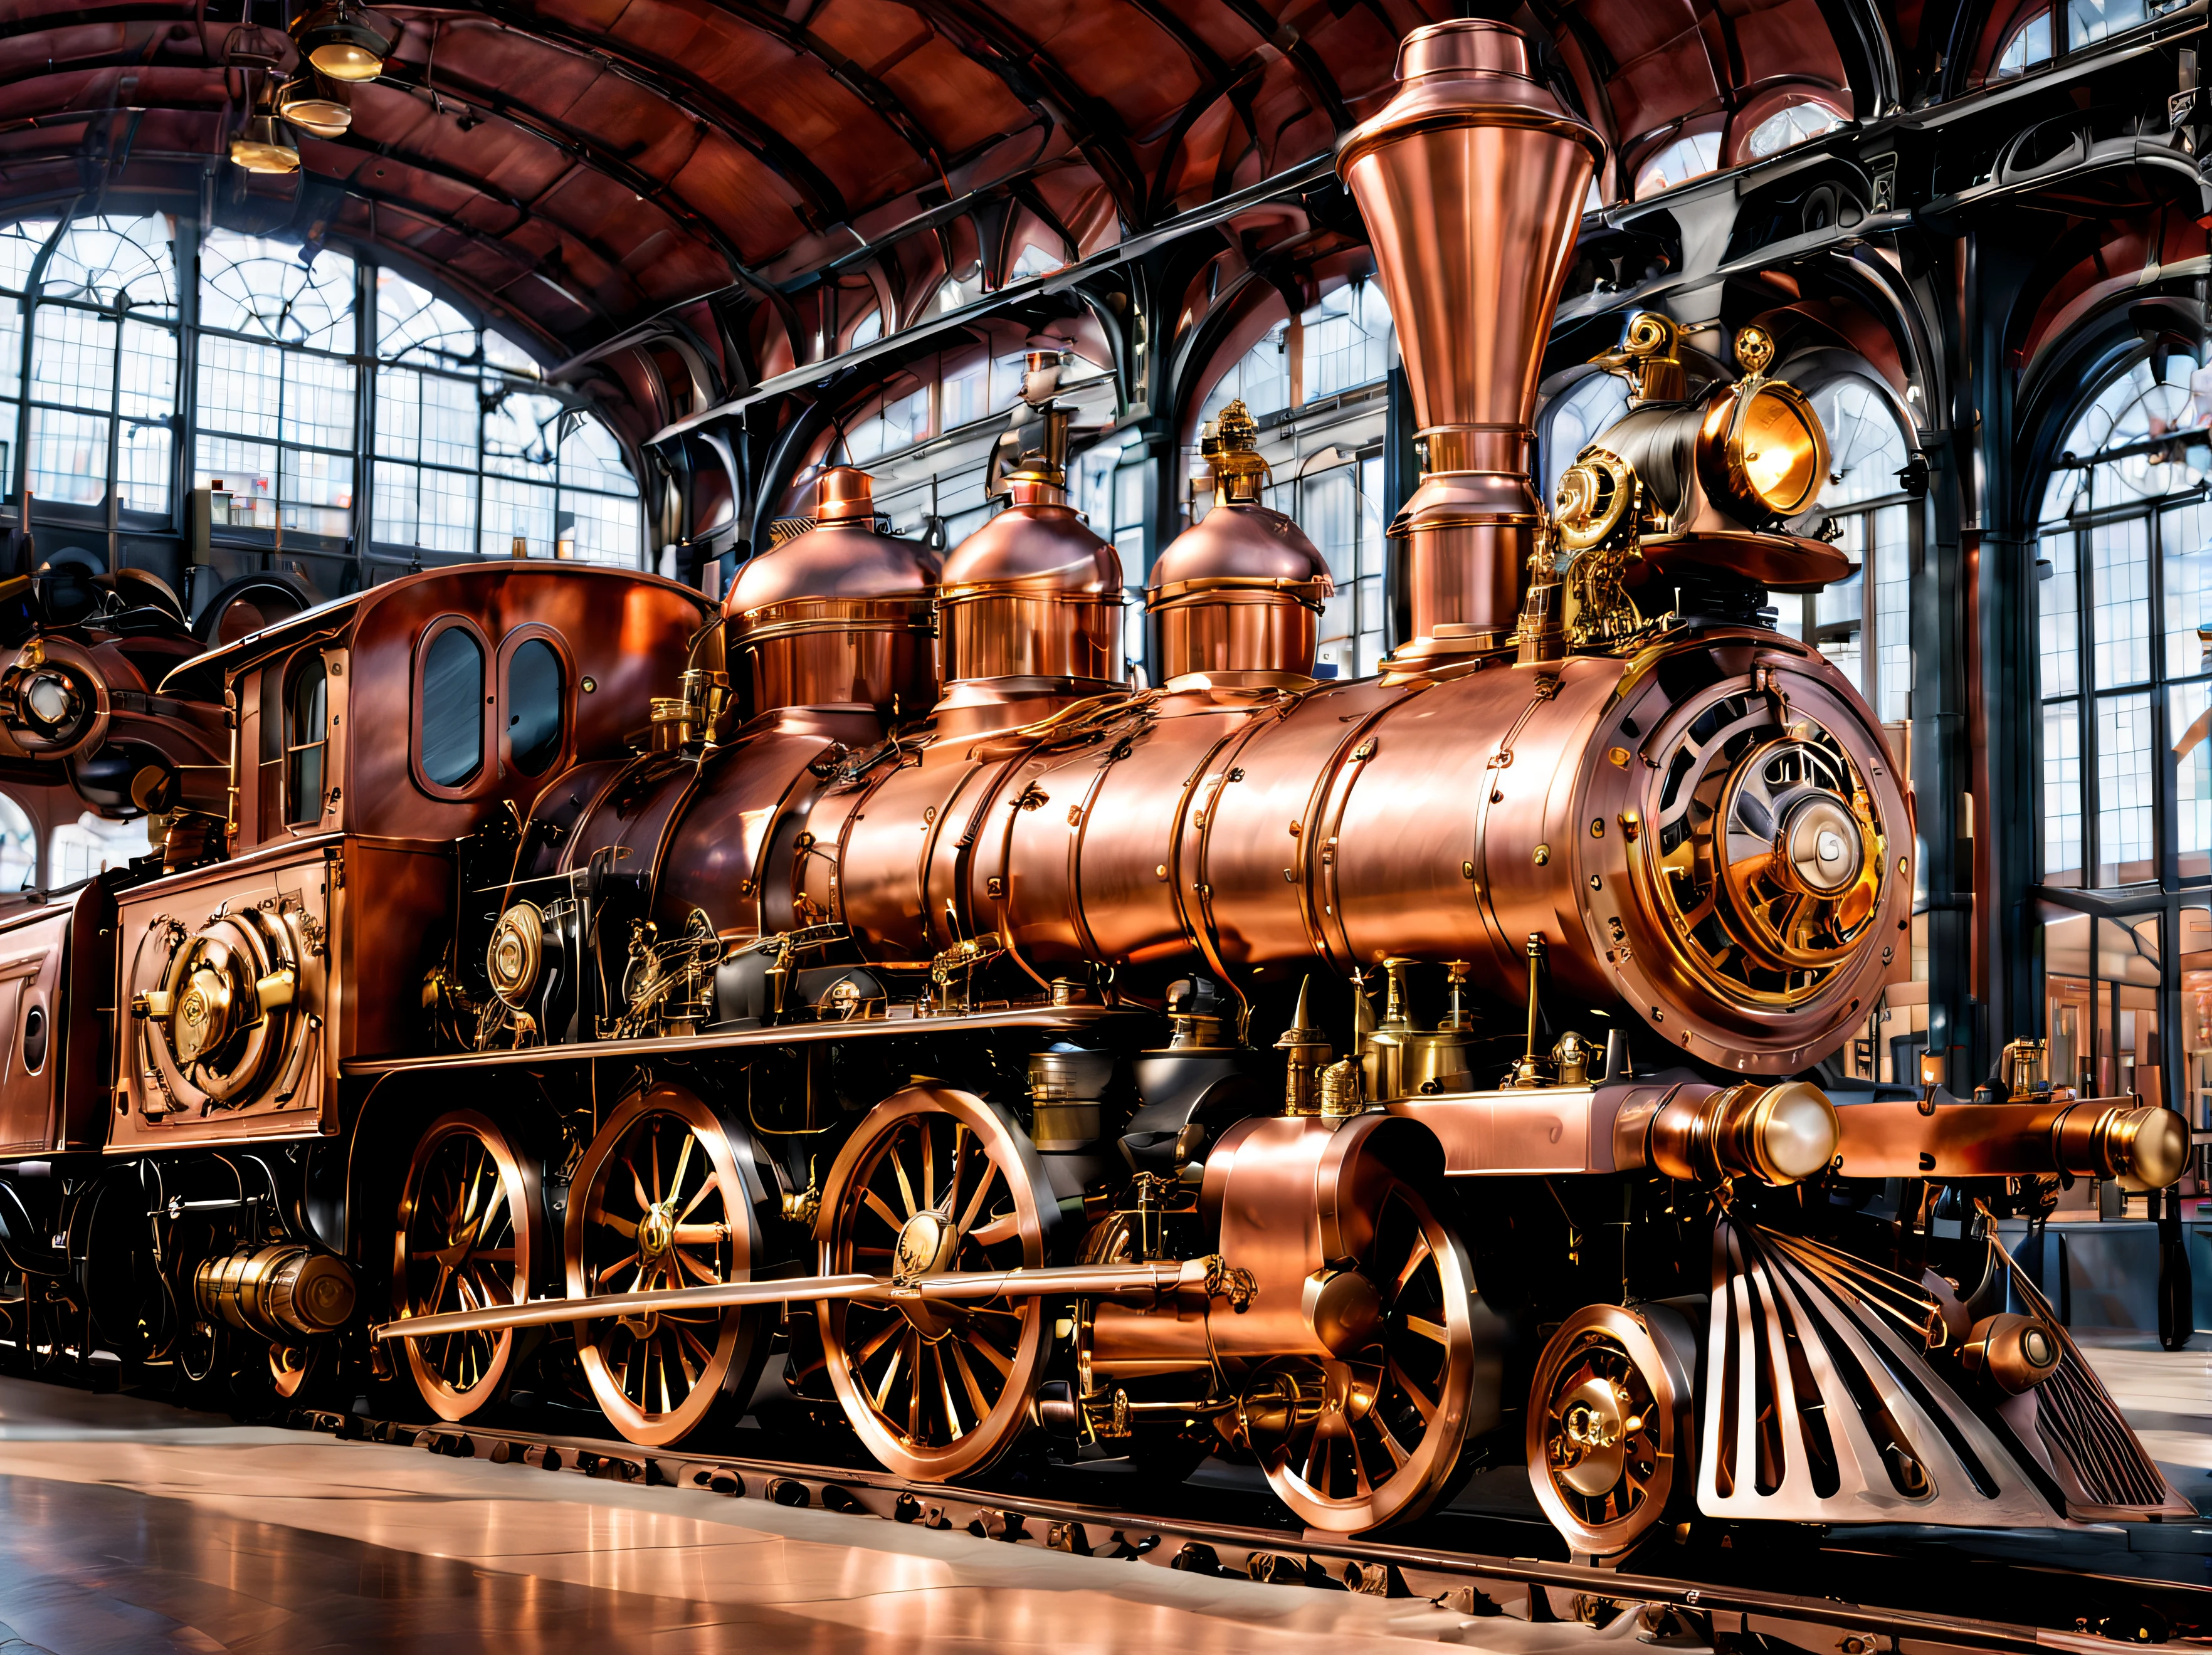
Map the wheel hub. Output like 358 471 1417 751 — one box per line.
893 1209 957 1284
638 1202 675 1261
1553 1376 1640 1496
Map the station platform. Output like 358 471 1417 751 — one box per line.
3 1338 2212 1654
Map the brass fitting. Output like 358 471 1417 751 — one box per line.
1959 1313 2061 1394
1645 1080 1840 1186
2053 1103 2188 1192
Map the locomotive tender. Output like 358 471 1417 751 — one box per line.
0 17 2193 1558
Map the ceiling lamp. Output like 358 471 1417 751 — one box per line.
275 73 352 138
296 2 392 82
230 79 300 174
230 110 302 173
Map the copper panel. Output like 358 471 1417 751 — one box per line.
0 885 107 1157
1387 1086 1599 1174
1195 676 1409 971
110 838 339 1150
830 746 998 957
660 708 883 940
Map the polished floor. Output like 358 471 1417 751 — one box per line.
0 1377 1613 1654
0 1340 2206 1653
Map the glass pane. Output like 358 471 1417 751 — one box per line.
0 302 21 401
1359 454 1386 579
376 365 420 461
2095 690 2156 885
1112 524 1145 594
482 330 539 379
374 460 417 547
1300 280 1394 402
1114 465 1144 534
41 217 174 315
117 318 175 421
2174 680 2212 879
31 307 115 411
419 628 484 787
421 373 477 470
198 335 281 440
195 436 278 528
2098 915 2164 1103
2039 529 2078 696
2090 515 2151 686
282 448 352 537
1871 502 1911 722
28 408 107 507
1818 379 1909 507
420 466 477 554
481 474 555 559
117 421 171 515
1541 375 1632 499
1815 554 1863 696
2043 699 2082 885
2068 0 2147 45
282 349 354 451
562 491 638 565
0 223 48 294
506 639 564 772
2183 903 2212 1132
1196 320 1290 426
376 270 478 365
2162 498 2212 680
2045 908 2093 1094
288 655 327 826
201 233 355 351
483 392 560 480
1303 468 1356 586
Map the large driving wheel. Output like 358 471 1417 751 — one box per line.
566 1085 770 1446
392 1110 540 1421
819 1085 1056 1481
1249 1175 1481 1532
1526 1301 1698 1557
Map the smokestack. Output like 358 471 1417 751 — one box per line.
1336 21 1603 654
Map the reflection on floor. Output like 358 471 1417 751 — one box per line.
0 1378 1593 1654
0 1339 2208 1654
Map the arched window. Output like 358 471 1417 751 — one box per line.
1772 376 1914 722
1993 8 2053 75
2031 351 2212 1118
1632 132 1723 200
1743 100 1846 159
506 636 566 774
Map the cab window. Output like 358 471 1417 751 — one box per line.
506 638 564 774
285 654 328 826
419 626 485 788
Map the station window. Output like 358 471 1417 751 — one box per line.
506 638 566 774
419 626 486 789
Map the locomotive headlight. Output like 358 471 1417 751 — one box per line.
1697 381 1829 523
486 901 549 1010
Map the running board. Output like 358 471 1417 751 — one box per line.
372 1258 1225 1342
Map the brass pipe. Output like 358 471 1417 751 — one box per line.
1831 1098 2188 1191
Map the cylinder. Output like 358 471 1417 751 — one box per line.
1335 19 1603 647
194 1243 356 1340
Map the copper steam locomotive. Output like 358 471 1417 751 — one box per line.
0 18 2189 1559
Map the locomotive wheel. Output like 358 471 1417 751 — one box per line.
1251 1176 1480 1533
819 1086 1056 1481
1526 1302 1698 1557
393 1110 540 1421
565 1085 769 1447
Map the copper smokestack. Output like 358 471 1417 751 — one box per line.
1336 20 1603 652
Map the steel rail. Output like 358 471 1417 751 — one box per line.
286 1406 2211 1653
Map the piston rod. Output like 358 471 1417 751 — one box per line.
371 1258 1224 1342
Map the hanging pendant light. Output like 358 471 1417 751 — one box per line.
230 78 301 174
275 72 352 137
295 1 393 82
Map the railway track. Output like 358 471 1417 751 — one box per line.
268 1400 2212 1654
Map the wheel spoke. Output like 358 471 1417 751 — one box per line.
890 1128 922 1219
1399 1313 1449 1347
1389 1358 1439 1423
969 1212 1019 1248
960 1326 1013 1378
947 1337 993 1417
670 1129 695 1211
861 1190 903 1238
905 1332 924 1439
677 1173 721 1224
957 1165 998 1238
872 1332 907 1412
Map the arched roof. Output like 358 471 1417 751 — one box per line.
0 0 1892 432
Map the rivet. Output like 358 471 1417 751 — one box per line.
1589 818 1604 838
1588 874 1601 890
1608 746 1630 767
581 676 596 693
1533 844 1550 866
1462 860 1475 879
1156 864 1168 880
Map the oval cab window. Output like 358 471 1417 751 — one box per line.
507 638 565 774
420 628 485 787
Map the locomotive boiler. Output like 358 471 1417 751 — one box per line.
0 14 2190 1565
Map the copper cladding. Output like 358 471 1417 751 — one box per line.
938 478 1125 691
1335 20 1603 646
723 466 940 720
